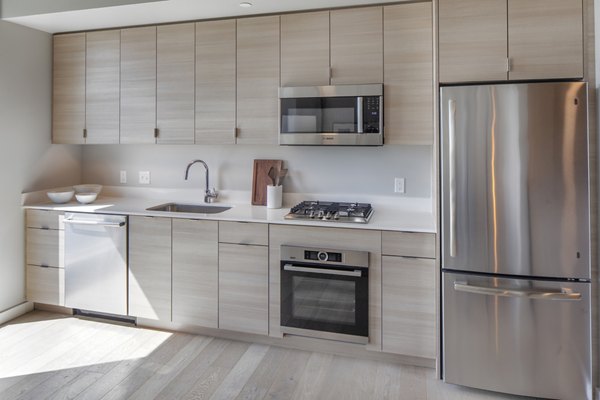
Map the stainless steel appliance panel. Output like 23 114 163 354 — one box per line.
443 271 591 400
64 212 127 315
440 82 590 279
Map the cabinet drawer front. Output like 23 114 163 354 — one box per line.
27 228 63 268
26 265 65 306
26 209 64 230
382 231 435 258
219 221 268 245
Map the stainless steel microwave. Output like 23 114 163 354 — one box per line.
279 84 383 146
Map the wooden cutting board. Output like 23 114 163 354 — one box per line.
252 159 283 206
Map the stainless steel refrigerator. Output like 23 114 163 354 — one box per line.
440 82 591 400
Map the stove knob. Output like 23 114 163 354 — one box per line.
317 210 325 218
309 210 315 218
325 211 332 220
333 212 340 220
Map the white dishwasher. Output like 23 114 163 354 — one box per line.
64 212 128 315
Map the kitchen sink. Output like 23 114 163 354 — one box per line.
147 203 231 214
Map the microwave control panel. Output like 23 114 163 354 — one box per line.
363 96 380 133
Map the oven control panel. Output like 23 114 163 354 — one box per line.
281 245 369 268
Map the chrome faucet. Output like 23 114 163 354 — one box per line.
185 159 218 203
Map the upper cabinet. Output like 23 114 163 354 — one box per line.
439 0 583 83
120 26 157 144
52 33 86 144
280 7 384 87
330 7 383 85
195 19 237 145
507 0 583 80
156 23 195 144
236 16 280 145
85 30 120 144
384 3 433 145
280 11 330 87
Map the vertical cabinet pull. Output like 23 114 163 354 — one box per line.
83 128 87 139
154 128 159 138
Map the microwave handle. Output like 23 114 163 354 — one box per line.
357 97 363 133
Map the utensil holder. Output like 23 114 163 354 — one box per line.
267 185 282 209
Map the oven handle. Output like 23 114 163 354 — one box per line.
283 264 363 277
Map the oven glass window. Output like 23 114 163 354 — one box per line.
291 276 356 325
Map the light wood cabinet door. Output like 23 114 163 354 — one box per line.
157 23 195 144
128 216 171 320
219 243 269 335
26 265 64 306
86 30 120 144
195 19 236 144
280 11 330 86
438 0 508 83
508 0 583 80
382 231 436 259
382 256 435 359
172 219 218 327
219 221 268 246
120 26 157 144
26 210 64 230
52 33 86 144
383 3 433 145
26 228 64 268
236 16 280 145
330 7 383 84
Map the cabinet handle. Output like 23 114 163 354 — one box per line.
154 128 159 138
506 58 511 73
234 127 238 138
83 128 87 139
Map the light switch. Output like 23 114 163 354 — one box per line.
394 177 405 194
120 170 127 184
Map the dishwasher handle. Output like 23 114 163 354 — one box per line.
64 218 126 228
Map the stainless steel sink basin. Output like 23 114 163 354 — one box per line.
147 203 231 214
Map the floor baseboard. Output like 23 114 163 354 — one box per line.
0 301 34 325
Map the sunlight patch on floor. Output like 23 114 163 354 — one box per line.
0 315 172 379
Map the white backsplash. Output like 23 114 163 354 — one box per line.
81 143 434 201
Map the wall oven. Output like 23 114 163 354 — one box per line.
279 84 383 146
280 245 369 344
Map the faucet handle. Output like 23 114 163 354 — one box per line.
205 187 219 203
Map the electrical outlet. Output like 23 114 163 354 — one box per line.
120 170 127 184
394 177 405 194
139 171 150 185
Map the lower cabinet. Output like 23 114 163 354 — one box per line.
172 219 218 327
26 265 65 306
382 255 436 359
128 216 172 320
218 242 269 335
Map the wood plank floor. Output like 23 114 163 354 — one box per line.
0 311 531 400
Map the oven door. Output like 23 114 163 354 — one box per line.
280 262 368 343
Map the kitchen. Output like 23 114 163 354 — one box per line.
0 1 595 398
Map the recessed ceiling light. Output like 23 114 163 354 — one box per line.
239 2 252 7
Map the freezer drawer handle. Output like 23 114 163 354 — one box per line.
64 219 126 228
284 264 362 277
453 282 582 301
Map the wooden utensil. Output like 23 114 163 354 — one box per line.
252 159 283 205
276 168 288 186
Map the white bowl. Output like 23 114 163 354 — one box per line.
73 184 103 194
47 190 74 204
75 192 98 204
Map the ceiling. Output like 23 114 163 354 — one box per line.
3 0 407 34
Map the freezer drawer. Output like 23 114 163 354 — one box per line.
443 271 591 400
64 212 128 315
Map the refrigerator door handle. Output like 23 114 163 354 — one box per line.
454 282 582 301
448 99 457 257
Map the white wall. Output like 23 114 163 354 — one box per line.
0 21 82 312
82 144 433 199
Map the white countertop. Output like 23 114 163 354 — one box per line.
23 186 437 233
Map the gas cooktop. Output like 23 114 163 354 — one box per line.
285 201 374 224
